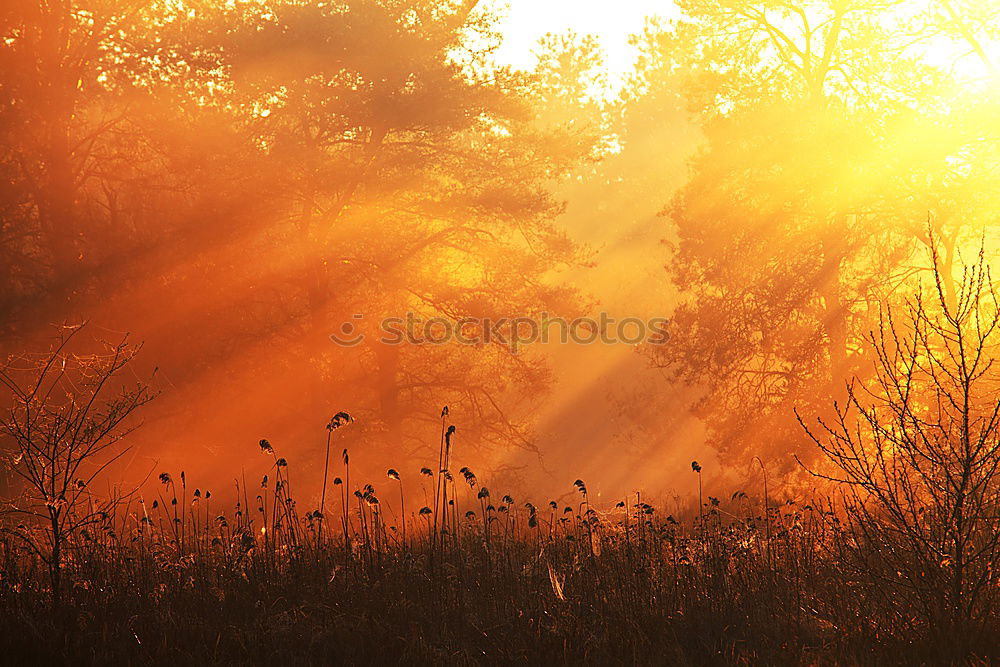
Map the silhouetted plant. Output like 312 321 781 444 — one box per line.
799 245 1000 657
0 326 154 608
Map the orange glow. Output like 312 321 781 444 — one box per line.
4 3 1000 661
2 0 1000 505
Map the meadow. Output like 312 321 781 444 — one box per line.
4 257 1000 665
0 425 994 666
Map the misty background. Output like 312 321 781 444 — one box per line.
1 0 998 508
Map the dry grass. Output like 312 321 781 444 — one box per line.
1 427 994 666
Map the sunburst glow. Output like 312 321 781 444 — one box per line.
2 0 1000 661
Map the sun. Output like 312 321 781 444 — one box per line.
894 0 998 87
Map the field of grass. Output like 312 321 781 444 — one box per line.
1 430 995 666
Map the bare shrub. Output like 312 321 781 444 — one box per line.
0 325 154 607
799 246 1000 655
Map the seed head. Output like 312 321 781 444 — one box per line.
327 412 353 431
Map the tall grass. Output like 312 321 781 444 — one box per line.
0 418 996 665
